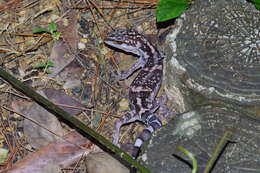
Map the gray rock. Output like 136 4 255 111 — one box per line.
141 0 260 172
164 0 260 111
141 106 260 173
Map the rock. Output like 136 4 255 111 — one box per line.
141 0 260 172
85 152 129 173
164 0 260 112
141 106 260 173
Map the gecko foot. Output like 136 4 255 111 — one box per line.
112 119 122 146
159 103 177 122
155 94 177 121
112 111 139 146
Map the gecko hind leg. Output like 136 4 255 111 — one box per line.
153 95 176 121
149 94 168 113
112 110 139 146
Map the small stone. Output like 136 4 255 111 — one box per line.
78 42 86 50
118 98 129 112
86 152 129 173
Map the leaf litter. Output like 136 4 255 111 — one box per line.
0 0 161 172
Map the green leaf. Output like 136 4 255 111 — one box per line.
45 69 53 74
32 27 49 34
176 145 198 173
52 32 61 40
48 22 57 34
45 61 55 67
33 61 54 74
0 148 9 163
156 0 190 22
33 61 54 69
33 63 47 69
252 0 260 10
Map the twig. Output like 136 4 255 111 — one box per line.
202 129 234 173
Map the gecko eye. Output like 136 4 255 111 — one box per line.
117 29 126 34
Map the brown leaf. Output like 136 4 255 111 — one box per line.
48 40 74 76
11 98 64 149
42 88 86 115
54 58 84 89
11 88 87 149
47 41 84 89
57 11 79 50
47 11 83 88
22 102 64 149
5 131 92 173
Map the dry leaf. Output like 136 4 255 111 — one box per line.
42 88 86 115
5 131 91 173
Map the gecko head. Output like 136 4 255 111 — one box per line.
104 29 152 57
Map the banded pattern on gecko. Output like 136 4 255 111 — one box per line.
105 29 171 158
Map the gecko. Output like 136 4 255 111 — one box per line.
105 29 171 158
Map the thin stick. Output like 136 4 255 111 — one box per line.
202 129 234 173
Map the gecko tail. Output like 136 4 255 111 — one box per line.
132 114 162 158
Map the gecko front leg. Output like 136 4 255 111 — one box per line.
115 57 147 81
